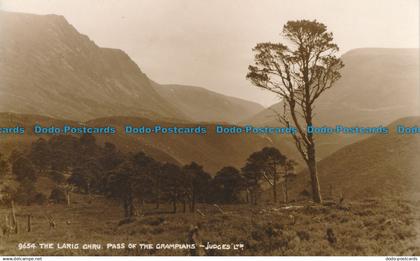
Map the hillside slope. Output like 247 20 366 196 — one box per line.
0 113 296 174
0 11 187 121
291 117 420 200
0 11 265 124
154 83 264 123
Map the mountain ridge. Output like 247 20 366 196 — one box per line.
0 10 264 124
0 112 290 174
154 83 265 123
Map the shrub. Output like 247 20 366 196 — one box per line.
48 170 65 184
140 216 165 226
15 182 37 205
33 193 47 205
299 189 311 198
49 187 66 204
297 230 310 241
118 218 136 226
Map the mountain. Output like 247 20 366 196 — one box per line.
0 11 264 124
291 117 420 200
244 48 419 126
242 48 419 159
0 113 295 174
0 11 188 121
154 83 264 123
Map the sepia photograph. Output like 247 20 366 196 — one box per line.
0 0 419 259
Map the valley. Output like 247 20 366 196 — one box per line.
0 9 418 258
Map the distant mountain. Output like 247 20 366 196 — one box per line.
0 11 264 123
0 113 294 174
244 48 419 127
88 117 284 173
0 112 183 165
291 117 420 200
0 11 191 121
242 48 419 159
154 83 264 123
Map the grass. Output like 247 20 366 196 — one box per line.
0 193 419 256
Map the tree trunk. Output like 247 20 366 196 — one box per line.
284 177 288 204
155 179 160 209
128 193 134 217
183 198 186 213
189 195 193 212
245 189 249 204
273 174 277 203
11 200 18 234
123 198 129 218
156 188 160 209
27 215 31 232
172 198 177 213
308 144 322 203
140 198 144 214
191 190 196 213
66 191 71 207
252 187 258 205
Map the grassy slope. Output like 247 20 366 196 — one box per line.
291 117 420 200
0 194 418 256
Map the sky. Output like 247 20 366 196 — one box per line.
1 0 419 107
